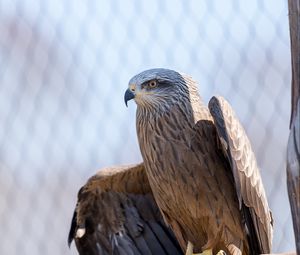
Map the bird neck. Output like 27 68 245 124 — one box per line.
136 91 210 143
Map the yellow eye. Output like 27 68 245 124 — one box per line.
148 80 157 88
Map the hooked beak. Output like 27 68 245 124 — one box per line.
124 89 135 107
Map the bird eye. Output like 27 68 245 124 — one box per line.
148 80 157 88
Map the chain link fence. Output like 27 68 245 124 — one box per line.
0 0 294 254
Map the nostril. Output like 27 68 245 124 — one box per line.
131 88 135 92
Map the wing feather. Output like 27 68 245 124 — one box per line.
68 163 183 255
208 96 273 253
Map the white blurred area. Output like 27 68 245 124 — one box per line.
0 0 294 254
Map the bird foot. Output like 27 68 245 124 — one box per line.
185 242 213 255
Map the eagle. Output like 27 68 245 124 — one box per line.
124 69 273 255
68 68 273 255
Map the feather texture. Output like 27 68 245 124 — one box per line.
68 164 183 255
208 96 273 253
128 68 273 255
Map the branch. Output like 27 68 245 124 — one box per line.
287 1 300 254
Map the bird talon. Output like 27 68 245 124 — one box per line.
185 241 194 255
185 242 213 255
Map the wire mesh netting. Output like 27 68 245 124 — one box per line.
0 0 294 254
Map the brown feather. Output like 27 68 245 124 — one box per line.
130 68 272 255
68 163 183 255
137 101 249 254
208 96 273 253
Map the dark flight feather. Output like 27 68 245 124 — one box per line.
68 164 183 255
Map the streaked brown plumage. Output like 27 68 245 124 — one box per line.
68 164 183 255
125 68 273 255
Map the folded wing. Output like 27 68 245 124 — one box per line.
209 96 273 253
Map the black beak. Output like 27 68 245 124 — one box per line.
124 89 135 107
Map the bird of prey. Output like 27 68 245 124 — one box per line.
68 163 183 255
124 68 273 255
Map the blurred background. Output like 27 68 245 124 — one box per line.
0 0 294 254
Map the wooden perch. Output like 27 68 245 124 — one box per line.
287 1 300 254
268 253 296 255
267 253 296 255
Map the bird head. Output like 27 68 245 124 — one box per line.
124 68 195 111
